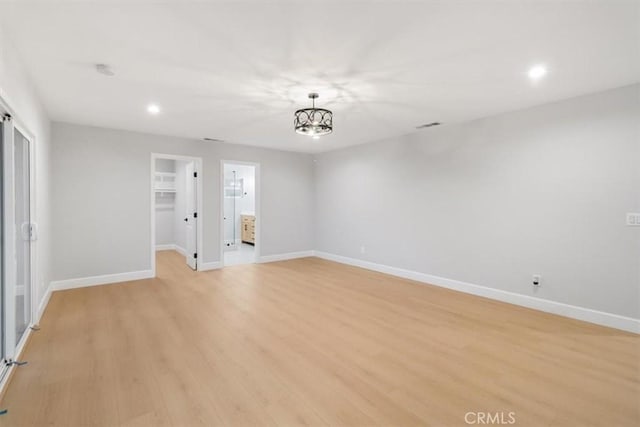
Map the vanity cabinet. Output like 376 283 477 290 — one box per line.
241 215 255 244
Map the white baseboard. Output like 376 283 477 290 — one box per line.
314 251 640 334
51 270 154 291
259 250 315 264
155 244 176 251
156 244 187 257
199 261 222 271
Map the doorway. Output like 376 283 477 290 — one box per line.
221 161 259 266
151 154 203 275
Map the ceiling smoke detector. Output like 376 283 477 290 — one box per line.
416 122 441 129
95 63 114 76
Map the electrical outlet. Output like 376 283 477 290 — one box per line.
532 274 541 287
626 213 640 226
360 246 366 254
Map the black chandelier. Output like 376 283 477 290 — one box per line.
294 93 333 138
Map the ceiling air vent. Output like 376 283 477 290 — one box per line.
416 122 441 129
95 63 115 76
203 137 224 142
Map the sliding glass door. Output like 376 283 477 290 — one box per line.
1 113 33 375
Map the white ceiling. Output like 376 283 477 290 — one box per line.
1 0 638 153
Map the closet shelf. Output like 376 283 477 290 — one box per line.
154 171 177 192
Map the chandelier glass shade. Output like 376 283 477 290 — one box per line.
294 93 333 137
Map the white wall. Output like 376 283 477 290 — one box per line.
236 164 256 216
155 158 174 173
0 25 52 318
315 84 640 320
51 122 315 280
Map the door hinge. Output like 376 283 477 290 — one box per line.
194 253 197 259
193 212 197 218
193 172 198 178
2 113 11 121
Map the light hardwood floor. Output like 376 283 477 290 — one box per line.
0 251 638 426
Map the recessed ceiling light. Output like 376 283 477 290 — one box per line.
147 104 160 115
528 65 547 81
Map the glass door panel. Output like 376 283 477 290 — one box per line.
13 128 30 347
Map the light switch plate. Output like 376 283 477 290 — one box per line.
627 213 640 226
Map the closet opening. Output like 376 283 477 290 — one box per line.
221 161 260 266
150 154 203 275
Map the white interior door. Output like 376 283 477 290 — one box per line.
184 162 197 270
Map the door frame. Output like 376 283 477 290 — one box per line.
150 153 203 276
219 160 261 267
0 95 38 373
